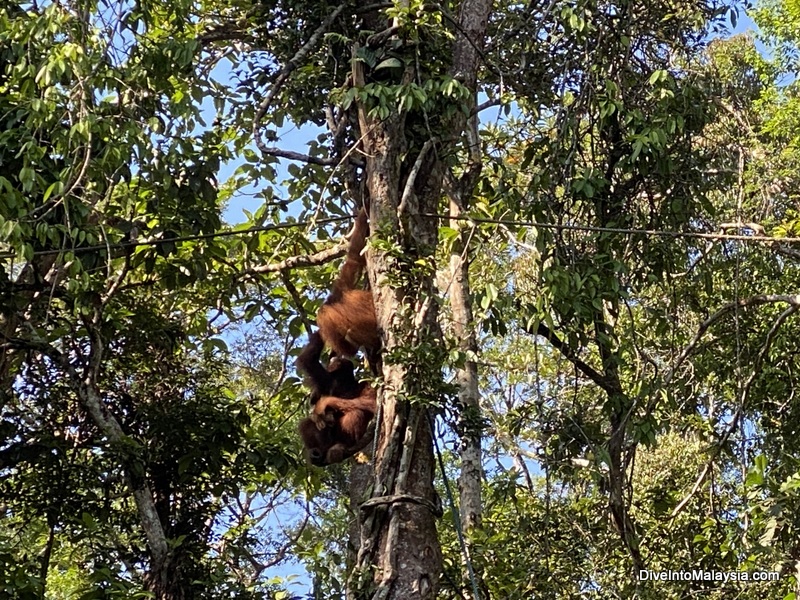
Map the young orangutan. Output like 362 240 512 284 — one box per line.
296 331 363 404
298 388 377 466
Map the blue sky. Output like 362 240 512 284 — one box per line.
213 2 767 591
219 5 763 227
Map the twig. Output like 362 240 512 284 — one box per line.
671 304 800 518
397 138 437 219
665 294 800 385
252 2 349 155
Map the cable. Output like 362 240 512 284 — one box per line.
421 213 800 244
0 215 352 260
0 213 793 261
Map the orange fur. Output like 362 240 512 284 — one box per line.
316 209 380 357
317 289 380 357
328 209 368 301
298 209 380 467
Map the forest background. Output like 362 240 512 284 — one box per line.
3 0 800 598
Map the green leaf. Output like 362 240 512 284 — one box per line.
648 69 667 85
18 167 35 192
42 181 62 202
375 57 402 70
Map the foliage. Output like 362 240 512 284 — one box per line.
7 0 800 597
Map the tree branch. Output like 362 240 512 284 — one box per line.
398 138 437 219
671 303 800 518
252 2 349 156
258 147 338 166
666 294 800 385
199 25 254 45
470 98 501 117
532 321 615 394
6 335 170 569
243 243 347 276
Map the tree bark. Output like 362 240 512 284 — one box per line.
347 2 492 597
348 455 374 570
448 198 483 532
446 200 483 600
446 32 488 539
447 0 493 590
349 97 442 598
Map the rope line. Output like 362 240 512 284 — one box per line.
0 215 352 260
0 213 791 261
420 214 794 244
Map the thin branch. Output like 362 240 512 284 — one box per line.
102 255 130 303
533 321 614 394
671 304 800 518
470 97 501 117
262 514 310 570
397 138 437 218
198 25 255 45
244 243 347 276
718 221 766 236
252 2 349 155
258 147 339 166
366 25 400 48
665 294 800 385
774 244 800 261
39 521 55 596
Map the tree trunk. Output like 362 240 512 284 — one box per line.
444 182 483 599
348 97 442 597
347 2 492 597
348 456 374 570
446 1 492 593
449 199 483 584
